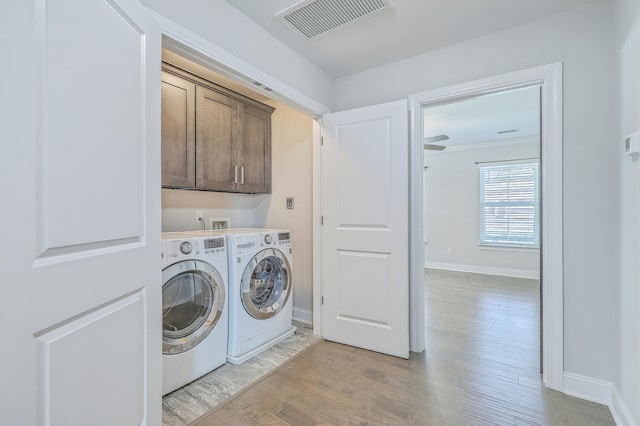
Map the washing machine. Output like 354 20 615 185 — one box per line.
187 228 295 364
161 232 228 395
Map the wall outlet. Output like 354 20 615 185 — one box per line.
286 197 295 209
195 211 204 222
447 248 453 255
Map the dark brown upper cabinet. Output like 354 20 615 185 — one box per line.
161 64 274 194
161 72 195 188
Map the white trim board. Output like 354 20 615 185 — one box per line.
563 372 613 406
409 62 564 392
312 119 323 337
292 307 313 325
611 386 638 426
425 262 539 280
563 373 638 426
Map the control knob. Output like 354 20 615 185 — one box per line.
180 241 193 255
264 234 273 244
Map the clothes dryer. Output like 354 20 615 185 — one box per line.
161 232 228 395
187 229 295 364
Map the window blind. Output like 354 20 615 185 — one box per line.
479 161 539 247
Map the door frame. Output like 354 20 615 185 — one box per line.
409 63 564 391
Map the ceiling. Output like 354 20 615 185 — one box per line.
423 85 540 149
225 0 599 78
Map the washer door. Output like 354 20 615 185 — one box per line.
162 260 225 355
240 248 292 319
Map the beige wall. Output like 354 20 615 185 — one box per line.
255 102 314 319
161 189 265 231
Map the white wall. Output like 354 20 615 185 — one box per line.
615 0 640 423
424 140 540 278
141 0 334 110
335 2 618 384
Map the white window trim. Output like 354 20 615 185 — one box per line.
478 243 540 253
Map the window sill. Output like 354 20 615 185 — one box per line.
478 244 540 253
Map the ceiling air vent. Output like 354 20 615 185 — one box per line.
276 0 389 39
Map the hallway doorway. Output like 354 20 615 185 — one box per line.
408 63 563 390
422 86 541 371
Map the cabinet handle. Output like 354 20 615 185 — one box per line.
233 165 239 184
240 166 245 185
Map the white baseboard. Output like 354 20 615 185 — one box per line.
292 307 312 325
425 261 539 279
611 386 638 426
563 372 612 406
563 373 638 426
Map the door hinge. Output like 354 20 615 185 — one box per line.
321 136 324 146
322 296 324 305
321 216 323 225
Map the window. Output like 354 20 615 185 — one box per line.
479 161 539 248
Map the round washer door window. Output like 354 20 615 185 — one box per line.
162 260 225 355
240 248 292 319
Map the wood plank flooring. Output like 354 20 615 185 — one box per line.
193 269 615 425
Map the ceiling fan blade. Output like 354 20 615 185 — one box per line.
423 134 449 151
424 134 450 143
423 143 447 151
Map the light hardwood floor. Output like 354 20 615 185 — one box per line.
193 269 615 425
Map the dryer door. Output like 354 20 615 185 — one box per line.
240 248 292 319
162 260 226 355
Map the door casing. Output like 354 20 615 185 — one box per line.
408 63 564 391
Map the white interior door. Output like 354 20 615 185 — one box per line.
321 100 409 359
1 1 161 425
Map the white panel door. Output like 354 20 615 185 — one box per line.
1 1 161 425
321 100 409 358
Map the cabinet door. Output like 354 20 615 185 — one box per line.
237 104 272 193
161 72 195 188
196 85 240 191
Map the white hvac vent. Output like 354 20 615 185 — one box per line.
276 0 389 39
